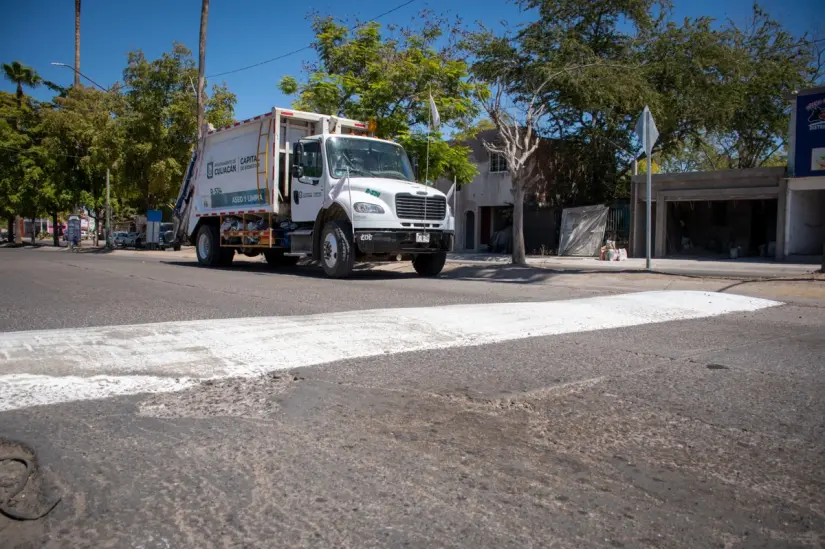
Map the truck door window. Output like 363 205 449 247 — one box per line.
301 141 323 178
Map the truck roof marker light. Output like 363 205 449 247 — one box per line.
264 112 272 117
282 111 294 117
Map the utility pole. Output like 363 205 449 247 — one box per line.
197 0 209 139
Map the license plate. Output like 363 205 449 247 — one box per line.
416 233 430 243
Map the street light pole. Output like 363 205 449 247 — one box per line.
50 62 108 92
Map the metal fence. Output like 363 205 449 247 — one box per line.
605 202 630 246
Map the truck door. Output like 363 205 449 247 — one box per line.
291 139 325 222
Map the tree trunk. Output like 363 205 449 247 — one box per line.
6 216 13 243
197 0 209 139
52 212 59 246
93 210 101 247
512 182 526 265
30 217 37 245
74 0 81 87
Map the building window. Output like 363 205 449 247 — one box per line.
489 153 508 173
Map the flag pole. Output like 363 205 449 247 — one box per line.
424 93 431 186
346 166 353 228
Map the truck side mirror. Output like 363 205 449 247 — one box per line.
411 156 419 180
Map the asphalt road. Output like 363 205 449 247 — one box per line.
1 247 824 549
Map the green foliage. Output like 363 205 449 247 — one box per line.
2 61 41 106
205 82 237 129
2 43 238 230
278 13 482 183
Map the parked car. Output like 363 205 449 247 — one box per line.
113 232 130 247
119 232 143 248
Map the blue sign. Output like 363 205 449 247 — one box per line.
146 209 162 222
794 90 825 177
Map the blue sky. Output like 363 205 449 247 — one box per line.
1 0 820 121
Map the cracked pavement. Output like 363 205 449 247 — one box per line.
1 248 824 548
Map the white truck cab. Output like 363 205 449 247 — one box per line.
173 107 454 278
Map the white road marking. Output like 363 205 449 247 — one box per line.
0 291 780 412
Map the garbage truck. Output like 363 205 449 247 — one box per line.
172 107 454 278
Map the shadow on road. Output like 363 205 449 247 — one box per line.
159 258 603 285
160 260 421 281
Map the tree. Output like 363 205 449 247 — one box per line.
205 82 236 129
2 61 41 109
41 86 123 246
119 43 236 212
479 82 549 264
197 0 209 138
75 0 81 88
278 14 483 184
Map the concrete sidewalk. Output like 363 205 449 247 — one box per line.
448 252 821 278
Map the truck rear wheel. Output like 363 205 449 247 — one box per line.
196 224 234 267
412 252 447 277
320 220 354 278
264 249 300 268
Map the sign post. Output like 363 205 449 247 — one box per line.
146 209 162 250
635 106 659 270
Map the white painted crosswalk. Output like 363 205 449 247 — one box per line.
0 291 780 412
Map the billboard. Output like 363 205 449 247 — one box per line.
794 90 825 177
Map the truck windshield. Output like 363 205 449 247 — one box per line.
325 137 415 182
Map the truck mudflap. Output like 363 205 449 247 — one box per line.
354 230 454 255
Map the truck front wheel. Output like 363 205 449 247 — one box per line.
320 220 354 278
412 252 447 277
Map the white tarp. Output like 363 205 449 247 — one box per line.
558 204 609 257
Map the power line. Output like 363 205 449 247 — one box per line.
206 0 418 78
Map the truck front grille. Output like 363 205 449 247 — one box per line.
395 194 447 220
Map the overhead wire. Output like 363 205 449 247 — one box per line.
206 0 418 78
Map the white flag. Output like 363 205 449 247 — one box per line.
445 182 456 204
326 173 349 207
429 93 440 130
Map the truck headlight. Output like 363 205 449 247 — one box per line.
353 202 385 214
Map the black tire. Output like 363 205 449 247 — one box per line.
263 249 300 268
412 252 447 277
319 220 354 278
195 224 220 266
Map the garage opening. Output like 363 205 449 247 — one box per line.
787 189 825 256
666 199 778 258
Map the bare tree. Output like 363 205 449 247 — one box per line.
480 82 548 265
74 0 81 87
197 0 209 139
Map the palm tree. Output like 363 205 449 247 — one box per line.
2 61 41 108
75 0 81 87
197 0 209 138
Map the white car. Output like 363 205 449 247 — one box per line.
113 232 130 247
